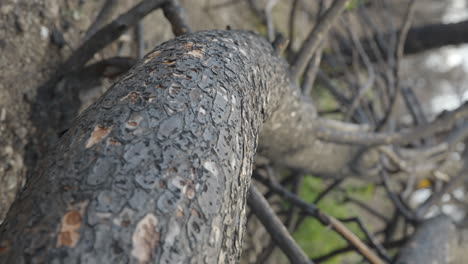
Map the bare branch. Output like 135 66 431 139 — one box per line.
248 185 314 264
339 217 391 262
162 0 192 36
64 0 169 74
83 0 119 41
290 0 350 79
313 102 468 146
254 174 385 264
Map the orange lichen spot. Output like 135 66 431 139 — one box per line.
144 50 161 64
417 178 432 189
56 201 88 248
186 48 204 59
131 214 160 264
85 125 113 148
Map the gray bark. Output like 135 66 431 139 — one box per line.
395 215 464 264
0 29 465 263
0 30 290 264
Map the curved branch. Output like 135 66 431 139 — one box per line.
313 102 468 146
0 30 289 263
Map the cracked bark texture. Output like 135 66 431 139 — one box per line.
1 27 466 262
0 30 290 263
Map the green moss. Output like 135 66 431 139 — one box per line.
293 177 374 263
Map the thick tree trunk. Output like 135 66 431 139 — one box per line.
0 28 465 263
0 30 291 263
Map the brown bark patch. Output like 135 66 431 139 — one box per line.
143 50 161 64
120 91 141 103
184 42 194 49
85 125 113 148
131 213 160 264
65 211 82 225
108 137 122 146
56 201 88 248
186 47 205 59
186 186 195 200
176 207 184 218
163 59 176 65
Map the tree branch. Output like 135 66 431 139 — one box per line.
248 185 313 264
290 0 350 79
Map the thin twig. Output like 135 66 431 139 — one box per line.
401 86 428 126
340 217 392 262
313 101 468 146
343 16 376 121
416 165 468 218
312 238 407 263
265 0 278 41
135 22 145 59
290 0 350 79
287 0 300 58
301 41 324 95
248 185 314 264
254 175 385 264
380 169 420 223
84 0 119 41
344 196 390 223
63 0 168 74
376 0 416 130
314 178 344 204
